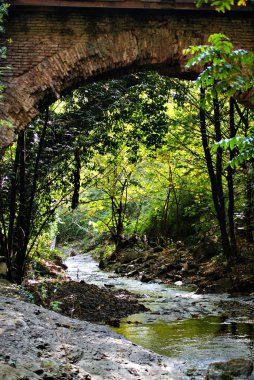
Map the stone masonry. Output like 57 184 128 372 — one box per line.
0 6 254 150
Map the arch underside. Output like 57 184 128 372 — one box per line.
0 9 254 150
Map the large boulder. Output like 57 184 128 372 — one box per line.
190 238 220 261
118 249 144 264
206 358 254 379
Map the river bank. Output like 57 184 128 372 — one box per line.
26 279 147 325
99 242 254 295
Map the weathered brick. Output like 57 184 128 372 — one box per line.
0 7 254 150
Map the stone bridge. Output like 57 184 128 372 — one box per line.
0 0 254 149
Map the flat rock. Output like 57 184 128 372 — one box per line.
0 296 183 379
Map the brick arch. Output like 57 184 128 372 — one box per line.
0 7 254 150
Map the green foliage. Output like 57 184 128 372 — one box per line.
57 208 93 242
54 73 175 248
57 76 253 256
56 79 221 248
49 300 62 313
30 232 60 261
31 261 53 278
19 287 34 303
185 33 254 171
213 133 254 167
0 3 8 56
185 34 254 100
0 2 9 102
58 72 172 162
196 0 247 12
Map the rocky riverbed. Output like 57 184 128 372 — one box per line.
65 249 254 379
100 243 254 295
1 243 254 380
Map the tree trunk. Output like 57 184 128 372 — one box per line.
227 98 237 256
199 89 232 260
15 130 27 284
5 109 49 284
71 148 81 210
6 136 20 280
245 163 254 242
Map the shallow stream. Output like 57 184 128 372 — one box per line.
65 253 254 378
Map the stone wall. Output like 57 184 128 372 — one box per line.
0 7 254 149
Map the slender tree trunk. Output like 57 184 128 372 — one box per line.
0 164 9 275
245 163 254 242
199 89 232 260
26 108 49 242
71 148 81 210
8 109 49 283
213 97 232 259
116 200 124 249
161 186 170 242
227 98 237 256
18 109 49 283
5 134 22 281
15 130 27 283
0 195 7 264
110 196 123 251
133 197 144 234
6 138 20 280
213 97 224 210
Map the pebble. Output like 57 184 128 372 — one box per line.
174 281 183 286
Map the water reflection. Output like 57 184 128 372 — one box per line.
113 316 254 371
215 318 254 337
